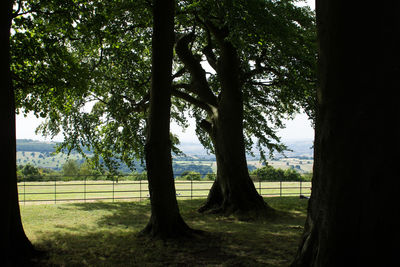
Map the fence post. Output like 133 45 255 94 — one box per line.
23 179 26 204
84 176 87 203
112 176 115 202
54 176 57 204
259 179 262 196
139 179 142 201
300 180 302 197
280 179 282 197
191 179 193 199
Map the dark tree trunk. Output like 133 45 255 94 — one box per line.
291 1 399 266
142 0 193 238
198 38 273 218
1 0 36 265
175 24 273 219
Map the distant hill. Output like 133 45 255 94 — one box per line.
177 138 314 159
17 139 58 153
17 138 314 158
281 138 314 158
16 139 313 173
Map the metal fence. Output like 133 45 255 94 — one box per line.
17 175 311 204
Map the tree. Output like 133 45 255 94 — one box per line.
172 0 316 217
21 163 41 181
62 159 80 177
12 0 315 218
284 168 302 181
291 1 399 266
11 0 153 171
79 160 99 178
1 0 36 264
181 171 202 181
141 0 194 238
251 165 302 181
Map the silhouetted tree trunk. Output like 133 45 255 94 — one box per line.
1 0 36 265
142 0 193 238
175 26 273 219
291 1 399 266
197 36 273 218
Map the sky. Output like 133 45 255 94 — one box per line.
16 108 314 143
15 0 315 143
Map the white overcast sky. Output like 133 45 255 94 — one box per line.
15 0 315 143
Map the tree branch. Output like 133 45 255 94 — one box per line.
199 119 212 135
171 86 212 113
175 33 218 107
196 15 218 71
172 68 187 80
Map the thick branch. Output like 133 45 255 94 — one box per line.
199 119 212 135
172 68 187 80
202 44 217 72
171 86 212 113
204 20 228 47
199 18 218 71
130 92 150 112
175 33 218 107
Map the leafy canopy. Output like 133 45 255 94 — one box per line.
12 0 316 170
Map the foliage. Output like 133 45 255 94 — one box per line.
19 163 41 181
301 172 313 181
11 0 316 171
78 160 101 178
250 164 307 181
61 159 80 177
180 171 202 181
17 164 60 182
174 0 316 160
204 173 216 181
130 171 147 181
173 163 213 177
11 0 153 172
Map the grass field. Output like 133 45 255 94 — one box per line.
21 197 308 266
18 180 312 203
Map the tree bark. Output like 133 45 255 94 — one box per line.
1 0 37 265
141 0 193 238
291 1 399 266
198 37 273 218
175 27 273 219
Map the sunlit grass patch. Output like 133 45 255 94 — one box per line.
21 197 308 266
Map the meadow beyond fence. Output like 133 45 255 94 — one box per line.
18 175 311 204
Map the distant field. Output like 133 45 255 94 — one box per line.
17 151 85 169
17 150 313 175
18 180 311 204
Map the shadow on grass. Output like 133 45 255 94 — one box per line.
30 197 308 266
70 201 151 229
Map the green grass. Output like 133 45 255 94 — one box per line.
21 197 308 266
18 180 311 203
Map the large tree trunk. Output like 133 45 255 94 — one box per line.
291 1 399 266
141 0 193 239
1 0 37 265
175 24 273 219
198 38 273 218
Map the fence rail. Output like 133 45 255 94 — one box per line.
18 175 311 204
